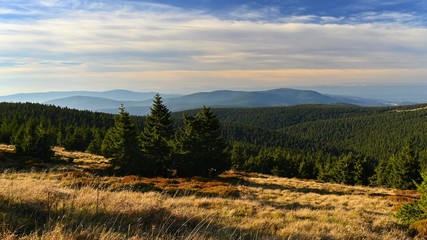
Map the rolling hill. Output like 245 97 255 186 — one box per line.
38 88 389 115
0 90 179 103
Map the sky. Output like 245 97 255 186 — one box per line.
0 0 426 95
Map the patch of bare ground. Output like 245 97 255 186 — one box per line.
0 144 416 239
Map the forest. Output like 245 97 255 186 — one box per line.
1 96 427 233
1 99 427 188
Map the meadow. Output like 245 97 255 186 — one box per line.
0 144 417 239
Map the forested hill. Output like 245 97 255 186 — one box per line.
1 101 427 189
173 104 392 130
2 102 427 160
175 103 427 164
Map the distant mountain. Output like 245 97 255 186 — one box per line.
326 95 387 107
163 88 341 109
101 88 388 115
44 96 135 111
304 85 427 103
0 90 180 103
1 88 390 115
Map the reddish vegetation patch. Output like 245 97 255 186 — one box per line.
390 190 420 204
56 171 241 198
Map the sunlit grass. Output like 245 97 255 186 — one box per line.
0 144 416 239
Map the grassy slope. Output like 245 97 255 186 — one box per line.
0 145 416 239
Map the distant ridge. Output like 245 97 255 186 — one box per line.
1 88 391 115
0 90 180 103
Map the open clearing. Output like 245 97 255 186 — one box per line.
0 144 417 239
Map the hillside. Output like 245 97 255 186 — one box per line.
0 90 164 103
131 88 387 114
0 144 415 239
173 104 391 130
44 96 142 112
1 101 427 191
174 104 427 161
1 88 389 115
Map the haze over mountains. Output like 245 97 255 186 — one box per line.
0 87 417 115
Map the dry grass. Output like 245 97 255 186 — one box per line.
0 144 417 239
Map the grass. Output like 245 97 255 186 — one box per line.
0 144 418 239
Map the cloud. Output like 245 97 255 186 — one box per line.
0 0 426 94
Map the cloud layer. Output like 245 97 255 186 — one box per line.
0 0 426 94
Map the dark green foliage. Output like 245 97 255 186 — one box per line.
86 129 103 155
139 94 174 176
12 121 54 160
2 100 427 189
0 118 18 144
173 105 389 130
373 139 421 189
63 126 92 152
281 107 427 162
230 143 250 171
101 106 140 173
389 139 421 189
231 144 310 178
326 153 373 185
0 102 117 152
231 144 373 185
396 172 427 226
174 107 229 177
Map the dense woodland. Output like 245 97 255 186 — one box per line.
2 97 427 228
1 100 427 188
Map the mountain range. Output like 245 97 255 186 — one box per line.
0 88 399 115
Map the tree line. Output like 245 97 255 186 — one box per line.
229 138 421 189
0 100 426 189
1 95 229 177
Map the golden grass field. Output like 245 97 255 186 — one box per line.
0 144 420 239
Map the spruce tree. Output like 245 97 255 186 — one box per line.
101 106 140 174
87 129 103 155
139 94 174 176
230 143 248 171
388 138 421 189
0 119 13 144
13 121 54 161
175 107 229 177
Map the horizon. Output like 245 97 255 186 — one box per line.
2 84 427 103
0 0 426 95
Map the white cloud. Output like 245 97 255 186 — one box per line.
0 0 426 94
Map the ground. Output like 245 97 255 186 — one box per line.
0 144 419 239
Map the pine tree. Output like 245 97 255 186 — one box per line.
175 107 229 177
331 153 355 185
371 157 392 187
230 143 248 171
353 155 372 185
87 129 103 155
12 121 54 161
139 94 174 176
101 106 140 174
0 119 11 143
64 127 90 151
388 138 421 189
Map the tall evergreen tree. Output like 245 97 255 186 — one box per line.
230 143 248 171
139 94 174 176
87 128 103 155
175 107 229 177
101 106 140 173
12 121 54 161
388 138 421 189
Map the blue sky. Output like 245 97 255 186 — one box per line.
0 0 426 94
